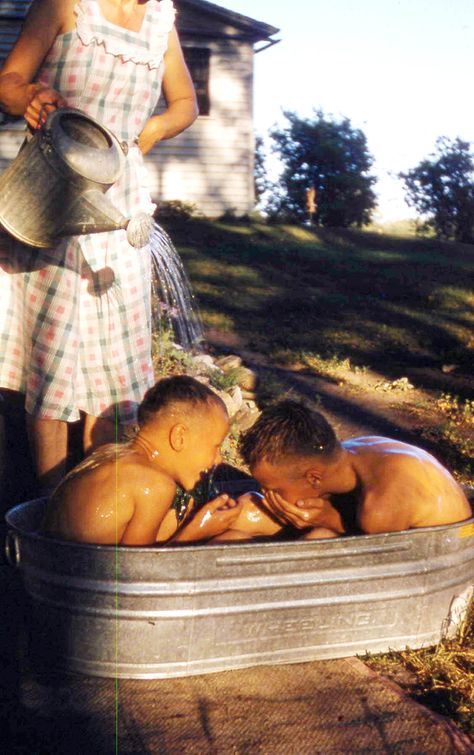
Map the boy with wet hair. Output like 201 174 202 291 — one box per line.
44 375 242 545
213 399 471 542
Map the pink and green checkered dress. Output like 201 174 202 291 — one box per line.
0 0 176 423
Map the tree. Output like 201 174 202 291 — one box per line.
269 110 377 227
400 138 474 243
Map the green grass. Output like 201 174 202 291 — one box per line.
157 218 474 485
163 219 474 381
364 600 474 740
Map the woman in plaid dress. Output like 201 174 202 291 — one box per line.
0 0 197 492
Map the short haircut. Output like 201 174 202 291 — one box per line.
137 375 225 427
239 400 340 467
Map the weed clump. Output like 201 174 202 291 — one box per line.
364 600 474 739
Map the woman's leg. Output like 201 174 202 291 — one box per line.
26 415 68 495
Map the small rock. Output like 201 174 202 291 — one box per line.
234 366 258 391
228 385 243 411
191 354 220 371
374 376 414 392
392 377 414 391
215 354 242 372
241 389 257 401
233 405 260 432
211 387 240 418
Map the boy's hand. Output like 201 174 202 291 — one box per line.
173 494 242 542
264 491 326 529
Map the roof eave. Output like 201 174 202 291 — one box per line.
177 0 279 42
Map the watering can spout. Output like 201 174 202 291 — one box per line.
56 190 153 249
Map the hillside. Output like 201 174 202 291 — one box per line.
160 218 474 484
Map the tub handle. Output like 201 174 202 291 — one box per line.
4 531 20 568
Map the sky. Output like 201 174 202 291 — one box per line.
221 0 474 221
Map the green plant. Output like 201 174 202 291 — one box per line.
207 367 241 392
364 600 474 739
152 329 195 377
155 200 199 222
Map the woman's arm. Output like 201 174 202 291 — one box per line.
137 26 198 154
0 0 68 126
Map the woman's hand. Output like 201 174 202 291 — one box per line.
137 116 165 155
136 26 198 154
172 494 243 543
263 490 327 529
24 84 67 129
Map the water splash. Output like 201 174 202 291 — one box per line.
149 221 203 351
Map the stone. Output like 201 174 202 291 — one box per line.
211 387 240 418
228 385 243 411
233 404 260 432
241 389 257 401
215 354 242 372
191 354 220 371
234 366 258 392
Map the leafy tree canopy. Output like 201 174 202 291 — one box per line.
400 137 474 243
268 110 377 227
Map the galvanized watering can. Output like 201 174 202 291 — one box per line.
0 107 151 249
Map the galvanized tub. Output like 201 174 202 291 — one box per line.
4 494 474 679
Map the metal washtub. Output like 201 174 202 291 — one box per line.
4 492 474 679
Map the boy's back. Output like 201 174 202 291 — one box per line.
43 375 243 546
44 443 176 544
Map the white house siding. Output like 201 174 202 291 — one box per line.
148 38 255 217
0 126 24 175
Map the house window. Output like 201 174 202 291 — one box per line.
183 47 211 116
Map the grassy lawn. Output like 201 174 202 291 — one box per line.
161 217 474 484
166 219 473 373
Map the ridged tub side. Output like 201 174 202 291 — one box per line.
5 498 474 678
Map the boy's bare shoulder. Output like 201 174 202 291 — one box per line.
116 452 177 500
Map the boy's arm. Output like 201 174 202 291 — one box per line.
120 475 177 546
210 492 283 543
169 494 243 544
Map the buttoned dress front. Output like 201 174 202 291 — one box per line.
0 0 176 423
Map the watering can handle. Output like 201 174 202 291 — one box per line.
4 530 20 568
36 102 61 130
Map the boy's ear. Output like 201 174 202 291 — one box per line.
169 423 187 452
305 468 322 489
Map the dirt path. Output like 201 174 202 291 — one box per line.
207 330 474 486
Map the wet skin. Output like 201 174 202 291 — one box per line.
213 436 471 542
44 403 243 545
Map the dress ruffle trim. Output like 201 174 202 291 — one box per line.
75 0 176 69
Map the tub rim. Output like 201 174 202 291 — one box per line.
4 491 474 555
